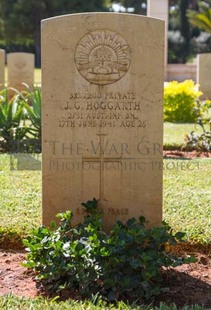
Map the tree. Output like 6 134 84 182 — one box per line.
187 0 211 33
179 0 191 60
180 0 190 40
167 0 211 63
0 0 109 66
111 0 147 14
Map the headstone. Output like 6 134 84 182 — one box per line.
0 49 5 89
42 13 164 231
7 52 35 92
147 0 168 69
197 53 211 100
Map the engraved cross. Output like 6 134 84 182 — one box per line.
82 133 122 201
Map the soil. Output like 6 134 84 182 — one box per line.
163 150 211 159
0 248 210 308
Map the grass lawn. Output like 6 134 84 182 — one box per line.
163 158 210 243
163 122 203 147
0 154 210 245
0 295 207 310
0 154 41 246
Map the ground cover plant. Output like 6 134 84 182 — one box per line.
0 246 210 308
23 198 195 302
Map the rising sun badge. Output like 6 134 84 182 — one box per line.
74 30 131 85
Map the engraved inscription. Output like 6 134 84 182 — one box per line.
11 56 31 81
58 91 147 129
75 30 131 85
15 58 26 69
76 207 129 216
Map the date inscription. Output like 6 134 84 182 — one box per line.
76 207 129 216
58 91 146 129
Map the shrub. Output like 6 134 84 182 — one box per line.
0 88 29 152
0 87 41 153
23 199 195 302
18 86 42 152
163 80 207 123
19 86 41 141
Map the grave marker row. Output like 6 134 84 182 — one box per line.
0 49 5 90
197 54 211 100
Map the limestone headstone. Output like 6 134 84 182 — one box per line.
197 53 211 100
7 52 35 92
0 49 5 89
147 0 168 69
42 13 164 230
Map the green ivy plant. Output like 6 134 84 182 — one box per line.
23 199 195 302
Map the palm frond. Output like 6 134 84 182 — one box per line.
187 2 211 33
